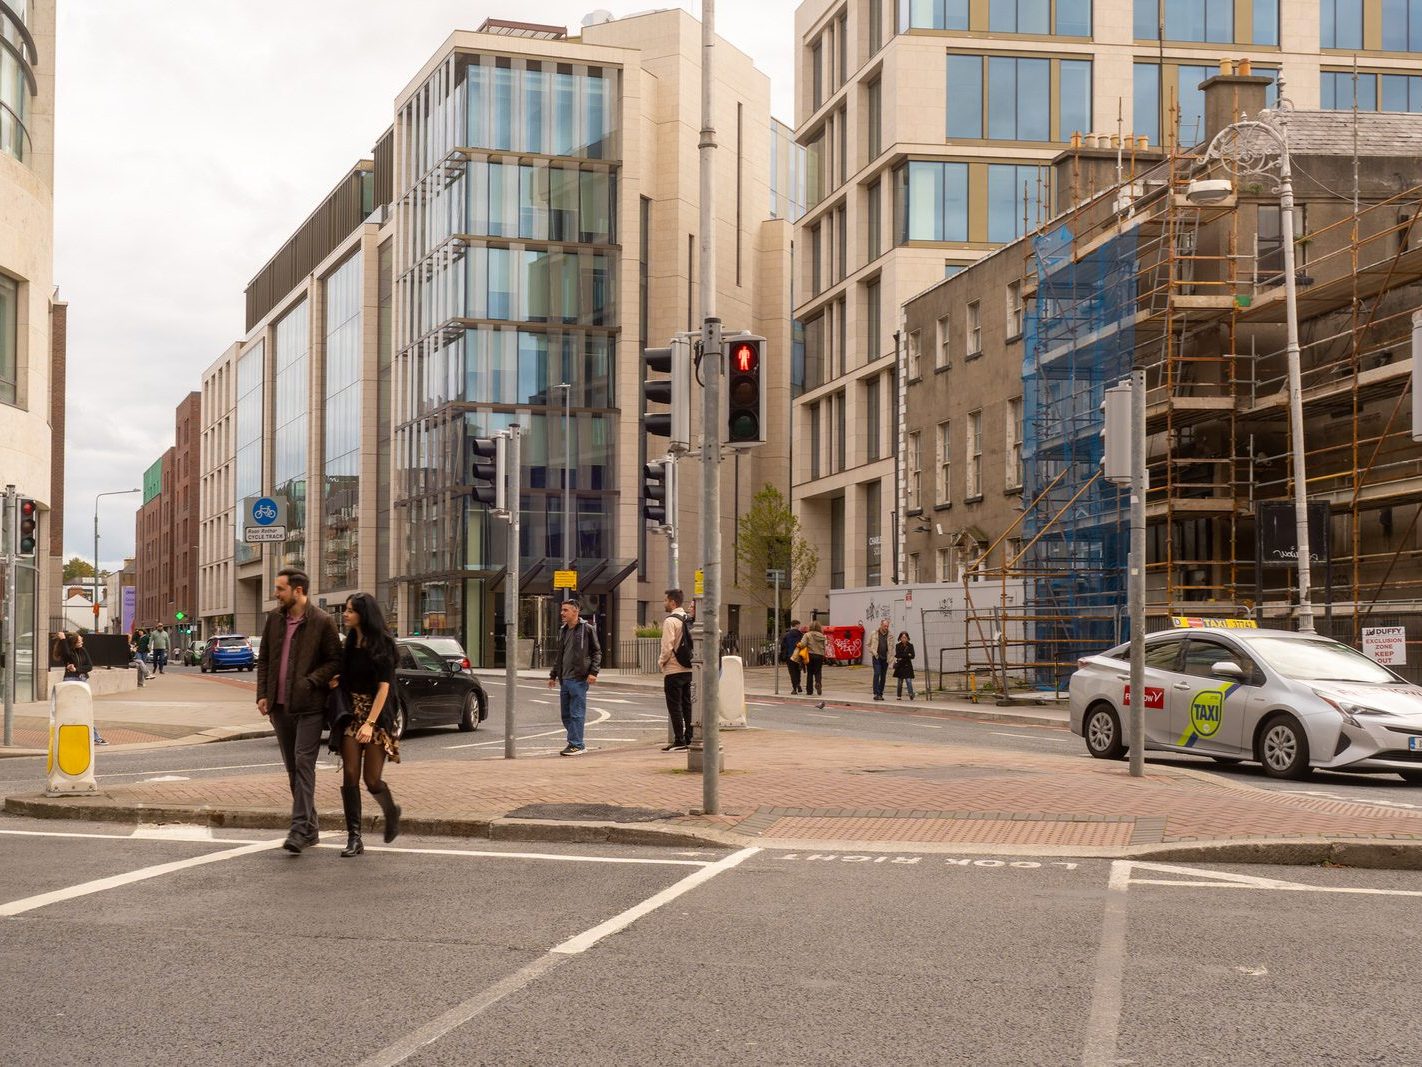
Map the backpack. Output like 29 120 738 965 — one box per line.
671 612 694 668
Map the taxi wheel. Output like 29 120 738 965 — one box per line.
1258 714 1312 780
1399 771 1422 785
1084 703 1126 760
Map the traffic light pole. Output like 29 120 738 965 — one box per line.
1128 368 1146 779
503 425 521 760
665 456 679 588
3 485 15 747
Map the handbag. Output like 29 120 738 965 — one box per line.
795 642 810 665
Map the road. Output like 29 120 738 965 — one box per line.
1 813 1419 1065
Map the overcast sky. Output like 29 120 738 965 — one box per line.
55 0 796 570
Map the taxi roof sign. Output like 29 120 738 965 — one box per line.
1171 616 1258 630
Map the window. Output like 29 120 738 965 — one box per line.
907 329 922 379
1144 639 1183 671
966 300 982 356
811 40 824 111
1006 396 1023 490
896 161 969 242
990 0 1049 34
1007 280 1024 337
907 431 923 510
867 180 882 259
1381 73 1422 111
1322 71 1379 111
907 553 921 583
1382 0 1422 50
810 223 822 295
866 280 882 361
949 55 1090 142
902 0 969 31
836 205 848 281
1322 0 1364 48
935 314 951 369
1180 639 1251 679
936 546 955 582
867 80 883 160
810 403 822 479
866 375 882 461
1136 0 1263 42
835 389 847 471
988 164 1046 242
830 496 846 589
0 274 16 405
966 410 982 498
870 0 884 52
1257 205 1305 285
1253 0 1280 44
866 480 882 585
935 420 952 505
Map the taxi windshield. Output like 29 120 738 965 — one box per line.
1249 636 1399 684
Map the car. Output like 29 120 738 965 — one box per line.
415 635 473 675
1070 619 1422 783
201 634 256 673
389 637 487 739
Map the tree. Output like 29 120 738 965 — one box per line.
63 557 95 582
734 485 819 624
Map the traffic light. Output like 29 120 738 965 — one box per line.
643 336 691 451
175 611 186 622
1100 381 1132 486
16 498 37 556
642 458 673 527
724 334 766 447
469 434 508 512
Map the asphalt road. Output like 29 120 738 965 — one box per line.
1 815 1419 1066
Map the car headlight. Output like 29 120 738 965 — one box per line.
1314 691 1385 728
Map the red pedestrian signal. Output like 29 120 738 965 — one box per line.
723 334 766 447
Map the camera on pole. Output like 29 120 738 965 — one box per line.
1100 382 1133 487
643 336 691 452
470 435 509 514
724 333 766 448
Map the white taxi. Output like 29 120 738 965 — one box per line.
1069 618 1422 782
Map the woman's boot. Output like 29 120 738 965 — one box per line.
372 782 401 843
340 785 364 857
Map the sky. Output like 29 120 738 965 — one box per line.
55 0 797 570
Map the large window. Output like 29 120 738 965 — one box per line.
830 496 845 589
907 0 1089 32
1006 396 1023 490
322 255 362 592
866 279 882 360
907 431 923 510
466 160 616 244
901 0 969 30
234 341 265 565
866 375 882 461
895 161 968 242
274 301 310 571
0 274 15 405
866 480 882 585
1134 0 1276 44
966 410 982 498
867 79 883 160
987 164 1046 242
463 245 615 327
867 180 882 259
1382 0 1422 50
947 55 1091 142
936 420 952 505
467 59 618 160
1322 0 1364 48
0 18 33 163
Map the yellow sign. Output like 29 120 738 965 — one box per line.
553 569 578 590
694 569 704 596
1171 616 1258 630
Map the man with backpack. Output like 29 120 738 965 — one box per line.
658 588 694 752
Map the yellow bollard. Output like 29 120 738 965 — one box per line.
46 681 98 796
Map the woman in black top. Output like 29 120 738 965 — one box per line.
892 631 916 701
333 593 401 857
58 633 107 744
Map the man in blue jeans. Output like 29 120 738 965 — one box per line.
870 618 891 701
547 599 601 755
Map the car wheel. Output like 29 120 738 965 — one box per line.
1084 703 1126 760
1258 714 1312 780
458 692 479 732
1210 756 1243 766
1398 770 1422 785
390 703 406 741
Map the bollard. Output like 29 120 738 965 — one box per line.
718 655 748 729
47 680 98 797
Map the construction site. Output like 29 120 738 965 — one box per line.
937 69 1422 694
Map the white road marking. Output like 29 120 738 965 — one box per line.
1128 861 1422 897
0 838 284 917
358 846 760 1067
991 731 1072 743
1081 860 1132 1067
591 698 633 704
96 760 286 780
129 824 214 840
444 707 610 749
915 724 943 730
141 775 191 783
1278 788 1422 812
805 713 840 720
530 699 552 705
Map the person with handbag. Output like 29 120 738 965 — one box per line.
798 621 827 697
892 631 917 701
330 592 401 857
780 620 806 694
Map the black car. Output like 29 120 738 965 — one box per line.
390 638 487 739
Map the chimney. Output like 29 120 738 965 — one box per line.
1050 139 1167 215
1198 70 1273 144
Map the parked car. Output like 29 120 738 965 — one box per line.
389 638 486 739
1070 621 1422 782
416 635 474 675
201 634 255 673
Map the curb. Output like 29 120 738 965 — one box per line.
9 793 1422 869
0 727 274 761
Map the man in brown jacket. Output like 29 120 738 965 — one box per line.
256 567 342 854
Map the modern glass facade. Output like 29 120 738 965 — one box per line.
902 0 1091 34
946 55 1092 143
233 342 264 565
0 0 32 163
273 301 310 571
1133 0 1278 44
894 160 1045 245
395 52 622 660
0 273 16 405
322 254 361 592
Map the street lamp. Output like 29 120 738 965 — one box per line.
95 489 142 634
1191 106 1314 632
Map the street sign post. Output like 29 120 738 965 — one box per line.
553 569 578 591
243 495 289 544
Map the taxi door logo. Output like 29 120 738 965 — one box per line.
1189 691 1223 738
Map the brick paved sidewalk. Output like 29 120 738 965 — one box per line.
10 729 1422 863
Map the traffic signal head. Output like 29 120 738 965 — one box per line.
643 337 691 451
175 611 186 622
1100 381 1133 486
17 499 37 556
642 460 671 527
469 434 508 511
724 334 766 448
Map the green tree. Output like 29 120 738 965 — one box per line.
63 557 95 582
734 485 818 622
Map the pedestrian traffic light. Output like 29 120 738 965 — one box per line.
175 611 186 622
469 434 508 512
16 498 37 556
642 458 672 527
724 334 766 447
1100 381 1133 486
643 336 691 451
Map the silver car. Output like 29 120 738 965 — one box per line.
1069 625 1422 782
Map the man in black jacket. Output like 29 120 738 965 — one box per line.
546 599 600 756
780 619 805 694
256 568 342 854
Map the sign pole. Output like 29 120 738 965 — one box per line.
772 569 782 696
1128 369 1146 779
3 485 15 747
504 426 520 760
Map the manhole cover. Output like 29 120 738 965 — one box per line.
505 803 683 823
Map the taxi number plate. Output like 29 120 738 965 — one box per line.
1410 737 1422 752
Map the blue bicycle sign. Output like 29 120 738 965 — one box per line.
251 497 280 526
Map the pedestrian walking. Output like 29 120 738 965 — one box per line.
150 625 170 674
330 592 401 857
546 599 600 756
658 588 694 751
255 568 342 855
128 634 150 686
869 618 891 701
780 619 805 694
893 631 917 701
57 632 107 745
798 621 826 697
136 628 150 666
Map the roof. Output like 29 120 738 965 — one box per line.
1271 108 1422 156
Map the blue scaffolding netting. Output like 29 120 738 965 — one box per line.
1019 224 1138 682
